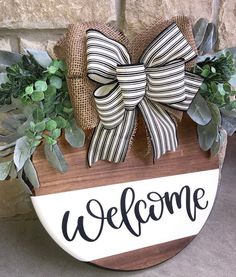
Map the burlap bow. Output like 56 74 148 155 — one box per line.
86 23 203 166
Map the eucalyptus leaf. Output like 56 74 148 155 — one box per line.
23 159 39 188
46 119 57 131
50 76 62 89
187 93 212 125
65 120 85 148
47 65 58 74
199 23 217 54
193 18 209 48
0 160 12 180
31 140 41 147
33 107 45 122
31 91 44 102
51 128 61 139
197 120 218 151
43 134 57 145
34 121 46 132
13 136 35 171
218 84 226 95
44 143 68 173
54 116 67 128
25 85 34 95
35 80 47 92
26 48 52 69
45 85 57 97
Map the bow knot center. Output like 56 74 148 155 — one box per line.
116 64 146 110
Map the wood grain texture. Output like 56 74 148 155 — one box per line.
33 114 219 196
92 235 196 271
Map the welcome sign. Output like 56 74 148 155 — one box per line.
32 169 219 264
31 115 220 270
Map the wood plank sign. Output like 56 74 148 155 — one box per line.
31 115 219 270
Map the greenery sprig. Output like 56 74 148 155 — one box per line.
189 18 236 156
0 50 85 193
194 52 236 109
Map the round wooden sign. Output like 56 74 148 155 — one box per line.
31 115 219 271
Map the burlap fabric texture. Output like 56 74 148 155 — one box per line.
54 16 197 130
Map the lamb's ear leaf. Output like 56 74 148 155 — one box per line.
207 102 221 126
187 93 212 125
193 18 209 48
199 23 217 54
210 139 220 157
9 162 17 179
0 142 16 151
13 136 35 172
65 120 85 148
26 48 52 69
221 109 236 136
0 160 12 180
0 147 14 158
17 169 33 195
44 143 68 173
0 50 22 68
0 72 8 84
197 120 218 151
23 159 40 188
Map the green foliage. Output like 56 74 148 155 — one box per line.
0 50 85 192
192 52 236 108
0 55 44 105
191 51 236 155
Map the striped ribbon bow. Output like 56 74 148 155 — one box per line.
86 23 203 166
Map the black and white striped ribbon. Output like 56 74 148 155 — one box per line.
86 23 203 166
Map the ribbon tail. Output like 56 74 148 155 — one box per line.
139 98 178 161
88 110 136 166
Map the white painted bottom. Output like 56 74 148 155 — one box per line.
32 169 219 261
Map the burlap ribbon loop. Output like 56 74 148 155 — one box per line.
87 23 203 166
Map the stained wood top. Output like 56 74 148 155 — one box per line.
33 114 218 196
